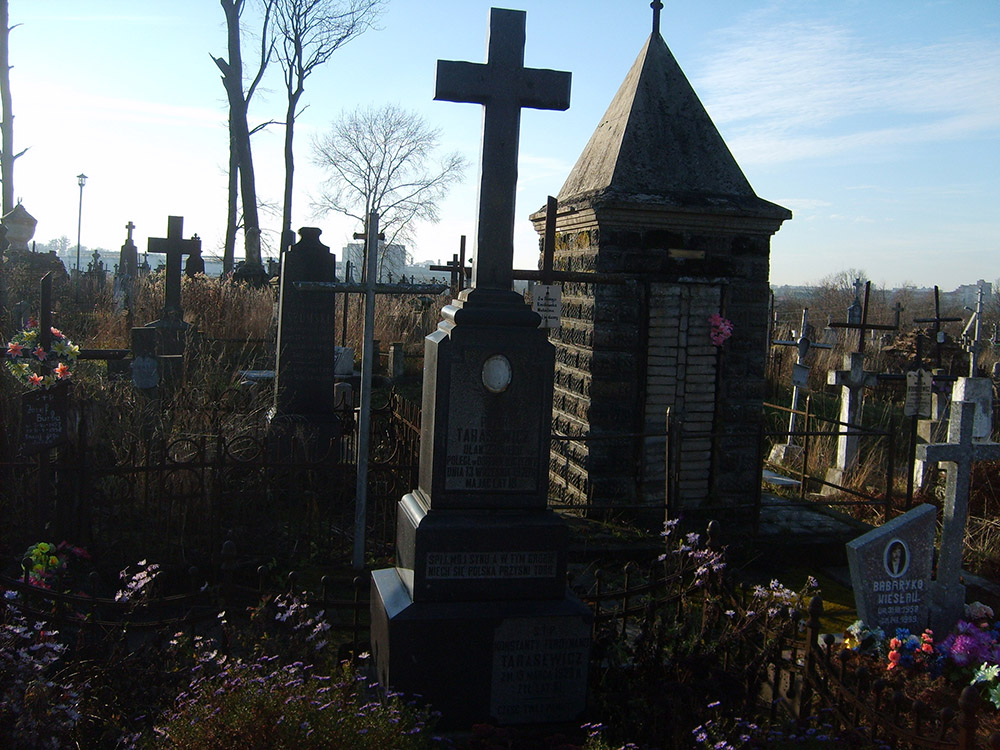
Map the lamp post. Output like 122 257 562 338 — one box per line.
74 173 87 299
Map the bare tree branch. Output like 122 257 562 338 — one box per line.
311 103 467 279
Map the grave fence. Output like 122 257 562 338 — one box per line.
0 391 421 572
764 396 902 519
762 596 1000 749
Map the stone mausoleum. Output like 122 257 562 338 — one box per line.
531 12 790 517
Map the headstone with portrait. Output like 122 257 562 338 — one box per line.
846 503 936 635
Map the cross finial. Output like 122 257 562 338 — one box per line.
125 221 135 242
651 0 664 35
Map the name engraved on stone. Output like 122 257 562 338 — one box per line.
21 388 69 454
444 424 539 491
491 617 590 723
425 551 557 580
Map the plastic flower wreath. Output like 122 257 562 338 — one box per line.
23 540 91 588
5 316 79 389
708 313 734 346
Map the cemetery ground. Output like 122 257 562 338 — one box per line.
6 272 1000 748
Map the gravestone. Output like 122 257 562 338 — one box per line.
268 227 340 454
145 216 200 358
917 399 1000 632
823 351 878 491
846 503 936 634
113 221 139 311
371 8 590 728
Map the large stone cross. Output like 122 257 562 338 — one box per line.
827 351 878 480
147 216 200 318
434 8 570 293
917 400 1000 629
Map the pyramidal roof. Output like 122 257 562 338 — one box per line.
557 31 790 219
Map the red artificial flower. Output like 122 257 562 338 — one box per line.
27 317 38 328
28 373 43 386
54 362 71 380
33 345 47 361
50 327 63 338
6 341 23 357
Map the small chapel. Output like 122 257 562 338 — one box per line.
531 4 791 517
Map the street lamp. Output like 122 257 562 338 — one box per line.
74 173 87 299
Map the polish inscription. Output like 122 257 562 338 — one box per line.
426 550 556 580
444 423 538 491
491 617 590 724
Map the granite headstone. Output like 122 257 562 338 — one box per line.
846 503 936 634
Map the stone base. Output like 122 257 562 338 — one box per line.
768 442 802 467
371 568 591 728
822 466 850 496
929 580 967 635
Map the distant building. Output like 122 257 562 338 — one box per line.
941 280 991 309
341 241 407 282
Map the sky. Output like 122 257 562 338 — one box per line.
8 0 1000 290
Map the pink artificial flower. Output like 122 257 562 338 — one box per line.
26 317 38 328
50 327 63 338
6 341 23 357
33 346 46 361
28 373 43 386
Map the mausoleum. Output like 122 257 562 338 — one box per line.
531 9 790 516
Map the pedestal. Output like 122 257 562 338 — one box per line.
371 568 591 728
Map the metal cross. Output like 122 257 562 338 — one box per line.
435 8 571 293
651 0 664 35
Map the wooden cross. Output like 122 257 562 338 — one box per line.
651 0 664 35
913 286 962 368
147 216 201 318
435 8 571 293
828 280 897 355
428 235 471 296
918 401 1000 629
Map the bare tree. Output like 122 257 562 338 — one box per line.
273 0 382 249
214 0 273 275
311 103 466 277
0 0 26 216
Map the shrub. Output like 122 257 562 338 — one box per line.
150 654 440 749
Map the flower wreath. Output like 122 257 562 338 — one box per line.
5 317 79 389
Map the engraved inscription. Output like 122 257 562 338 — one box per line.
426 551 557 580
491 618 590 724
444 424 538 491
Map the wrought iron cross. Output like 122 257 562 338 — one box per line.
435 8 571 293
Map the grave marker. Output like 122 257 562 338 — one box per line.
917 399 1000 631
824 351 878 491
268 227 340 454
371 8 589 728
846 503 936 634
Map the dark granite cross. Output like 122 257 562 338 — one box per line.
435 8 570 293
125 221 135 242
651 0 664 35
147 216 200 318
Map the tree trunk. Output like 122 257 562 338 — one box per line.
0 0 14 215
218 0 262 270
224 121 238 274
281 88 301 252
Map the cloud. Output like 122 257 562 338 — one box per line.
695 13 1000 164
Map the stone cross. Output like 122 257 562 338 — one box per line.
917 400 1000 631
434 7 570 293
825 351 878 487
960 284 985 376
147 216 200 319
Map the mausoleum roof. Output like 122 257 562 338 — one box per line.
556 32 790 220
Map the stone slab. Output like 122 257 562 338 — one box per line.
395 491 568 602
371 568 591 728
846 504 936 634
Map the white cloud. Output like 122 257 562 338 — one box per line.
695 14 1000 164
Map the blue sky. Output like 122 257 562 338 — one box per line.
10 1 1000 288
